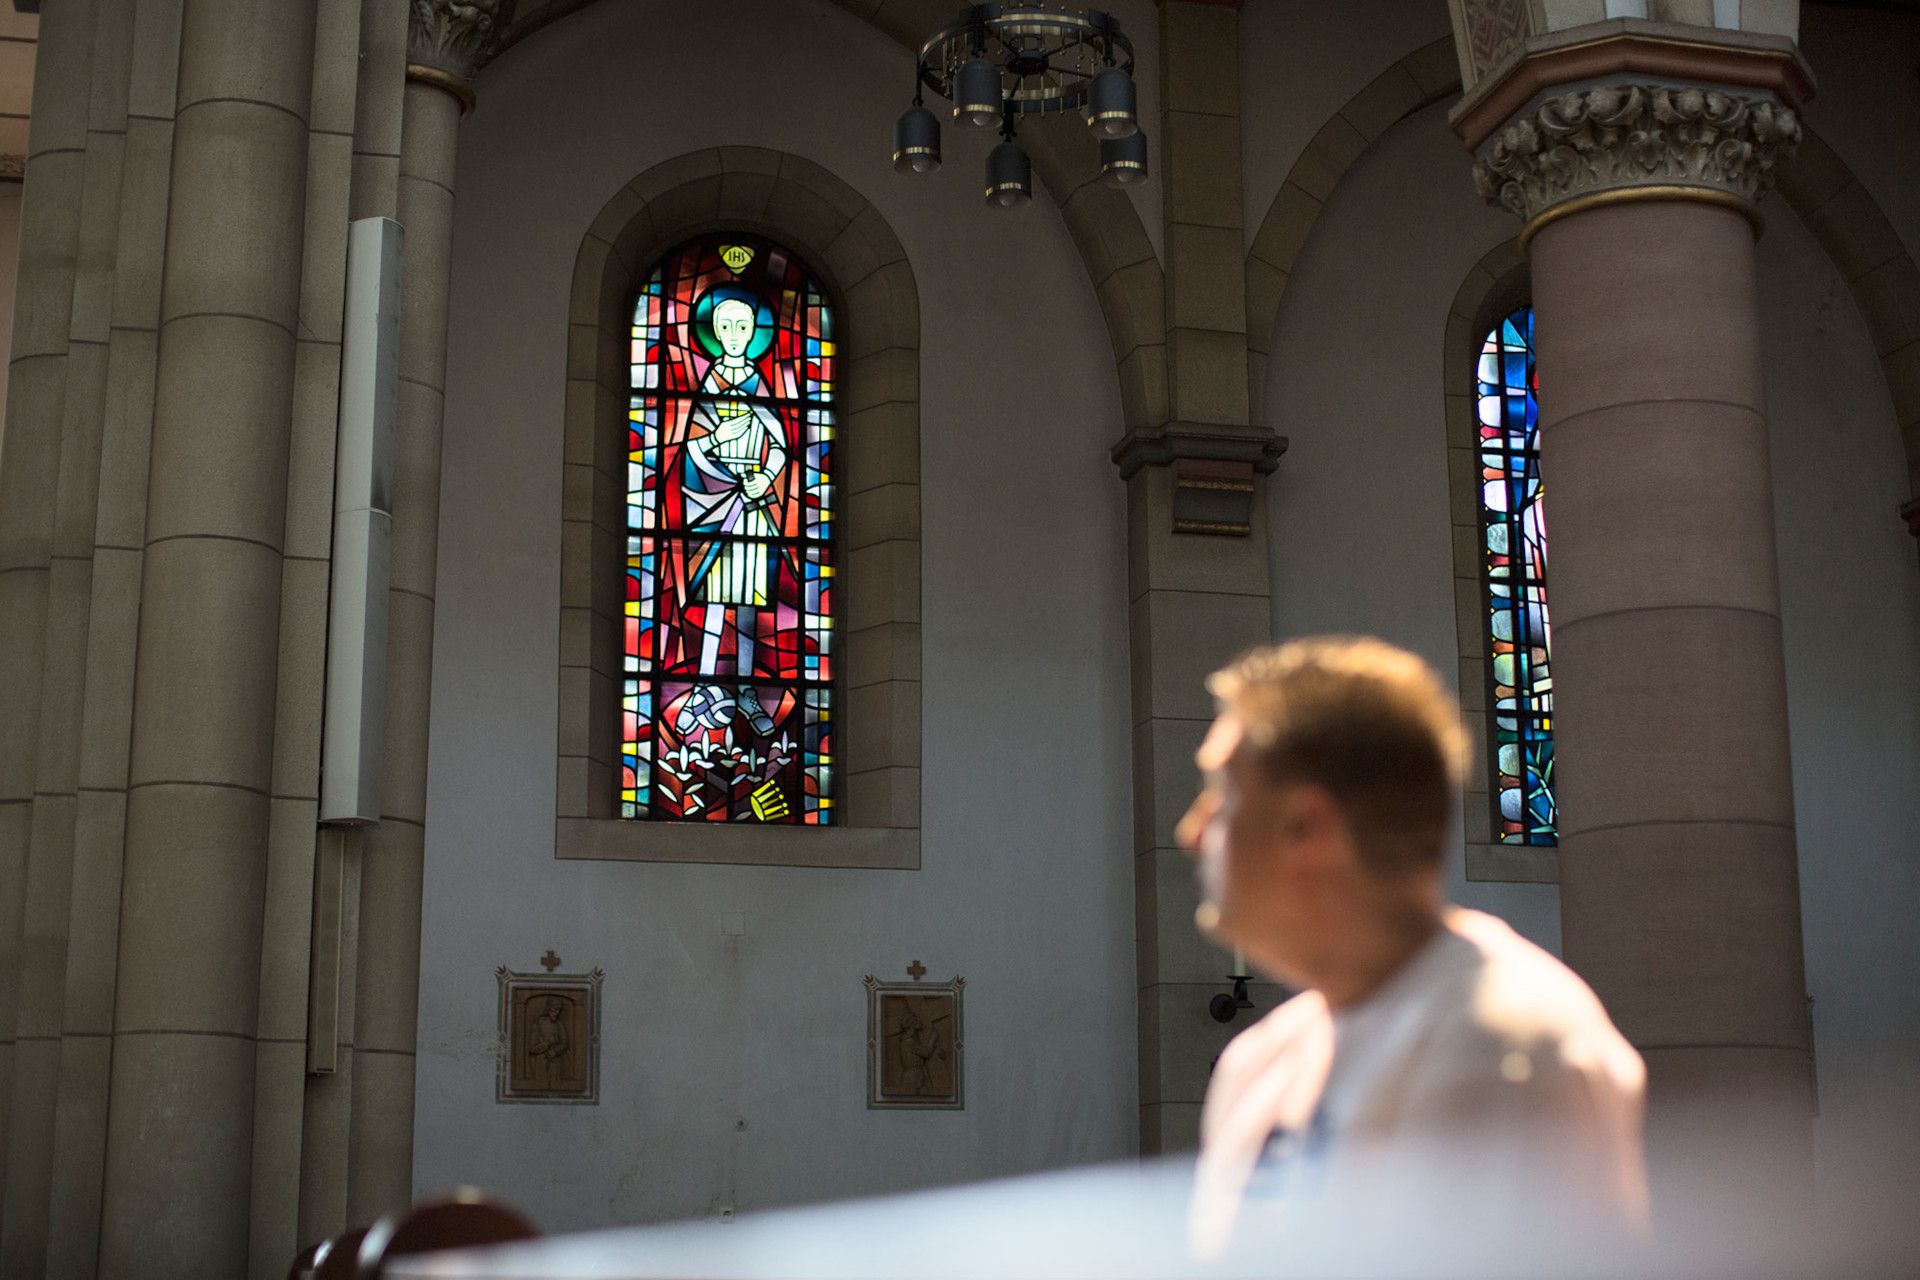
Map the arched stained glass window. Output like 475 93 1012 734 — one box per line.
1476 306 1555 845
622 234 835 824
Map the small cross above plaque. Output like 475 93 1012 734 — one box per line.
541 950 562 972
906 960 926 981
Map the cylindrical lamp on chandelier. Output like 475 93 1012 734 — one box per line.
1087 65 1138 138
1099 129 1147 187
953 56 1002 126
893 103 942 173
985 138 1031 208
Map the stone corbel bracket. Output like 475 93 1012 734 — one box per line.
1111 423 1288 538
1451 20 1815 250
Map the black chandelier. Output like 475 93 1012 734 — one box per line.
893 4 1145 208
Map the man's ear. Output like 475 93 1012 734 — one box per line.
1278 784 1348 869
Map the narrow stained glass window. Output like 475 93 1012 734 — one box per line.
1476 305 1555 845
622 234 834 824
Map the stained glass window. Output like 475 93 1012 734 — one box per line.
1476 305 1555 845
622 234 834 824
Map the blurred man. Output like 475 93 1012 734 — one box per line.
1181 638 1647 1258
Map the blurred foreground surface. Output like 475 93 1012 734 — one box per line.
387 1151 1920 1279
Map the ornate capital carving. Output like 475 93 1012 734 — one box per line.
408 0 515 85
1473 83 1802 228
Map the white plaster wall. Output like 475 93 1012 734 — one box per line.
1758 203 1920 1229
420 0 1136 1232
1265 93 1920 1223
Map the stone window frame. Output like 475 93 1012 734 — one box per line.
554 147 922 869
1444 239 1557 885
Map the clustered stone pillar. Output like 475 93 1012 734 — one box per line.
0 1 497 1273
1454 20 1817 1208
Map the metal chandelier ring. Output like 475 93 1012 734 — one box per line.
914 4 1135 116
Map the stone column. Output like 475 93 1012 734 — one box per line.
246 1 372 1273
95 0 318 1275
297 0 410 1254
3 0 136 1273
342 0 508 1223
1451 17 1816 1204
0 0 98 1264
1116 0 1287 1155
41 1 187 1273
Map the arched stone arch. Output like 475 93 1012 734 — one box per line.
1246 37 1920 538
1442 240 1551 885
553 146 923 869
1774 130 1920 542
489 0 1169 432
1243 36 1462 424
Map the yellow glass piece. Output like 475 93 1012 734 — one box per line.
749 781 790 822
720 243 755 273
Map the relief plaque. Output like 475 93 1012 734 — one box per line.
496 960 603 1104
865 967 964 1110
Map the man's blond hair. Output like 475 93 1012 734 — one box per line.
1207 636 1469 876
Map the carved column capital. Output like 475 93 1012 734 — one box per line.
1472 82 1802 241
1449 23 1814 248
407 0 516 110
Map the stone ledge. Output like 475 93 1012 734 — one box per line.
1110 421 1288 479
1465 841 1560 884
555 817 918 870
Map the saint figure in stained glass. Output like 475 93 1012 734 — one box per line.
1476 305 1556 845
684 289 787 731
622 235 835 825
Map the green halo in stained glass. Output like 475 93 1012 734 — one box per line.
691 283 776 360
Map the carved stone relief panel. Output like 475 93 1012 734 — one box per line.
497 963 603 1103
865 971 964 1110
